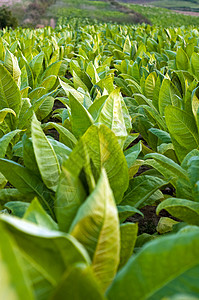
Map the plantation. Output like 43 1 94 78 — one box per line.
52 0 199 26
128 0 199 12
127 3 199 26
1 16 199 299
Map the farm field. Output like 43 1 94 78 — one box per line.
127 0 199 12
125 3 199 26
50 0 199 27
1 7 199 300
48 0 150 25
3 0 199 27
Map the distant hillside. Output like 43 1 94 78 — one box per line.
119 0 199 12
48 0 151 24
2 0 199 27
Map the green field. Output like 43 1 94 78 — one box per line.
127 3 199 26
1 18 199 297
48 0 148 24
129 0 199 11
1 0 199 299
3 0 199 27
48 0 199 26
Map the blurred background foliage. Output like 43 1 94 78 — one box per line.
1 0 199 28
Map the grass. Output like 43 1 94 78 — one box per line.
4 0 199 27
126 3 199 26
48 0 147 24
127 0 199 12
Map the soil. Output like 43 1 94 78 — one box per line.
43 100 66 140
127 205 180 235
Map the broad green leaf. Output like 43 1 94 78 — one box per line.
149 128 171 143
31 115 61 192
64 131 97 192
176 48 190 71
16 97 31 129
36 96 54 121
0 224 34 300
0 129 21 158
0 64 21 129
181 149 199 170
73 71 89 92
4 49 21 86
70 60 92 90
43 122 77 149
145 154 192 200
123 36 131 53
192 87 199 132
70 94 94 138
69 170 120 291
106 228 199 300
59 79 84 104
144 72 156 100
123 133 140 150
0 172 7 189
0 108 16 124
55 166 86 232
41 61 62 81
117 205 143 223
156 217 179 234
121 97 132 134
191 52 199 80
22 135 40 175
0 158 53 214
145 153 189 181
159 79 181 116
122 175 167 208
22 55 34 88
5 201 30 218
135 233 157 250
157 198 199 226
86 61 100 84
40 75 57 92
119 222 138 270
0 189 31 204
129 159 143 179
138 101 167 131
17 91 55 130
29 52 44 80
20 67 29 91
114 77 132 97
124 141 142 169
88 95 108 120
97 76 115 94
165 106 199 162
64 125 129 203
47 137 71 164
21 254 53 300
29 87 45 101
51 263 105 300
23 198 58 230
187 156 199 201
0 215 90 285
96 88 127 147
157 143 176 158
166 294 199 300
